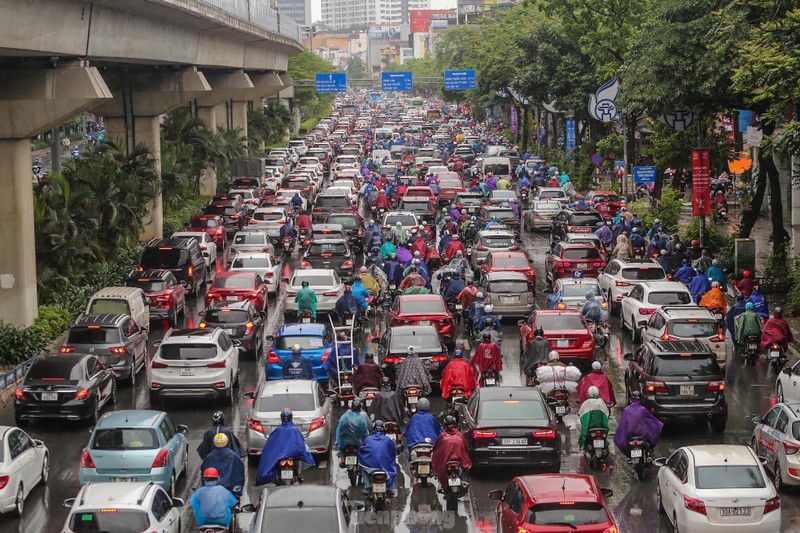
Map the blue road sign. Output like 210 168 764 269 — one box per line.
381 71 413 92
566 118 576 159
633 166 658 183
444 70 476 91
315 73 347 93
614 159 626 169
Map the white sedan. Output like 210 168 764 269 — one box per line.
228 252 282 294
776 360 800 403
620 281 693 342
171 231 218 270
0 426 49 516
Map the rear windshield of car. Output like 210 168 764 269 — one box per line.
537 315 585 330
91 428 159 450
390 333 442 352
527 503 608 527
534 201 562 210
316 196 351 209
493 191 516 199
400 299 445 314
308 151 327 160
253 212 284 221
494 256 528 268
484 164 510 175
234 233 266 244
440 180 462 189
386 215 416 227
291 275 335 287
488 209 516 220
255 507 337 530
648 291 691 305
68 327 122 344
258 392 315 412
70 510 150 533
141 247 188 269
668 320 718 337
456 195 482 205
126 279 167 292
569 213 603 226
275 335 326 350
204 206 238 216
213 276 253 289
190 218 218 228
204 309 250 324
231 257 269 269
539 191 565 200
308 243 348 255
695 465 765 489
400 200 432 211
326 215 358 229
651 354 721 377
87 299 131 317
621 267 665 280
562 284 602 298
479 399 546 420
563 248 601 260
594 194 620 203
160 343 218 361
488 280 529 293
482 236 515 248
232 178 259 188
27 359 83 381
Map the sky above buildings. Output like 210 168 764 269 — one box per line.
311 0 457 24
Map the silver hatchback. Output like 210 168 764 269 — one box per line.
471 229 518 268
524 200 562 231
479 271 534 317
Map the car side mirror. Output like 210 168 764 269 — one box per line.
243 391 255 400
153 340 162 348
63 498 76 508
653 457 667 467
759 456 769 466
600 488 614 499
177 424 189 434
782 368 792 375
171 497 185 508
232 339 242 347
623 352 634 361
517 320 525 326
239 503 257 513
488 489 504 501
752 416 763 425
265 335 275 341
34 439 45 448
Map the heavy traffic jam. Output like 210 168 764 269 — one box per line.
4 94 797 533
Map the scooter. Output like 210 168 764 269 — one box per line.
281 236 294 257
546 388 571 423
584 428 609 470
275 457 301 485
367 470 390 511
384 421 404 454
343 445 359 487
710 307 724 326
587 321 609 348
410 442 433 487
446 386 467 423
480 369 498 387
300 309 313 324
443 459 468 512
403 385 421 415
359 386 379 409
768 343 787 373
744 335 760 365
337 372 355 407
628 437 652 481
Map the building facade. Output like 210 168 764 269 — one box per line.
277 0 312 27
321 0 429 29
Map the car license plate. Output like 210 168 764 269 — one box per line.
366 399 373 407
448 478 462 486
485 377 496 386
721 507 751 517
302 317 311 323
419 464 430 474
748 341 758 350
577 263 587 269
225 328 236 335
373 483 386 493
345 318 353 325
556 406 566 415
226 296 239 301
680 385 694 396
389 283 397 290
455 304 462 310
408 396 418 404
280 469 294 480
180 368 195 376
387 433 397 442
713 313 723 320
593 439 605 448
345 456 357 465
111 477 136 482
502 438 527 446
502 296 516 304
418 321 430 326
770 350 781 359
630 449 643 458
556 339 569 348
41 392 58 401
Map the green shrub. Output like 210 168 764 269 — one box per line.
786 259 800 316
0 322 49 367
162 196 211 237
32 305 73 340
680 217 732 257
628 186 683 231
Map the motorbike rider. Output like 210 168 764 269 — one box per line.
726 295 748 344
335 285 362 324
467 291 486 332
736 270 756 298
351 276 371 312
279 217 297 242
761 307 794 351
443 234 467 262
438 230 453 255
396 346 433 397
359 266 381 297
595 222 613 249
577 361 616 406
392 221 408 244
580 291 603 324
457 280 479 311
353 352 385 394
748 286 770 320
578 386 611 449
402 397 442 457
575 194 588 209
282 344 314 380
706 259 727 291
432 416 472 490
699 282 727 315
522 328 551 382
613 391 664 458
296 210 312 237
197 411 245 459
324 331 361 389
400 265 427 291
383 252 404 286
256 408 315 485
674 259 697 285
201 433 245 497
336 398 370 467
410 233 428 258
474 304 502 332
291 191 304 210
735 302 763 351
442 274 467 305
370 377 405 425
693 249 713 273
295 280 317 319
656 249 672 273
374 189 392 210
440 348 478 399
189 468 238 529
472 333 503 384
365 219 382 236
688 267 712 303
358 420 398 496
629 227 646 254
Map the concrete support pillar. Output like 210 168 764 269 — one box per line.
791 155 800 253
196 104 222 196
231 100 249 141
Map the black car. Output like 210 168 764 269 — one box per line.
139 237 207 295
457 386 560 471
377 326 449 384
14 354 116 425
200 300 265 357
623 340 727 432
312 194 353 223
300 238 354 282
453 145 476 165
455 192 485 216
550 208 605 245
204 200 247 238
399 197 436 224
325 213 364 251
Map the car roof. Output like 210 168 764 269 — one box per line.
646 340 712 354
478 230 515 237
74 482 162 509
231 252 270 260
557 242 597 249
307 237 348 244
536 309 582 317
520 474 601 503
685 445 757 467
397 294 444 303
96 410 164 428
485 271 529 281
260 379 319 396
90 286 144 299
164 328 216 341
488 251 527 259
216 270 257 279
477 386 540 401
556 278 600 287
277 323 327 336
614 259 661 266
261 485 338 508
658 306 716 318
539 187 565 193
73 314 127 327
638 281 690 292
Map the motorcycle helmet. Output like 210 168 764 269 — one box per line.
745 302 755 310
302 280 310 288
482 332 491 342
380 376 392 390
743 270 752 278
534 327 544 339
280 408 293 423
484 304 493 313
630 390 642 402
389 252 397 260
454 348 464 358
351 398 363 412
476 292 484 299
373 419 385 433
592 361 602 371
212 410 225 426
417 398 431 411
369 219 375 225
203 468 220 483
345 285 352 292
585 291 595 300
354 275 362 283
213 433 229 448
587 386 600 399
443 415 457 429
548 350 560 361
360 266 368 273
396 221 402 227
291 344 302 355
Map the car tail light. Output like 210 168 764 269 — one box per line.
216 227 223 235
59 346 76 353
556 261 569 268
151 449 169 468
706 380 725 392
342 260 353 268
109 346 128 355
321 348 331 362
287 291 297 297
660 332 679 341
74 388 90 400
709 328 725 341
262 248 271 253
300 261 312 268
582 340 593 348
431 354 448 363
615 281 630 286
229 215 240 220
207 360 227 368
0 475 9 490
384 356 401 364
556 302 567 309
309 417 326 432
249 292 260 298
244 321 254 334
473 430 496 439
602 527 618 533
323 291 339 296
249 418 265 433
151 361 168 369
136 265 145 272
646 381 668 394
477 245 487 251
81 450 95 468
198 322 207 328
532 429 556 438
638 308 654 315
265 272 274 278
764 495 780 514
268 351 280 364
14 388 25 400
683 495 706 515
188 266 194 277
784 441 800 455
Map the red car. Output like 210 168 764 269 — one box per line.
544 243 606 285
387 295 456 345
187 214 227 249
519 310 594 369
479 251 535 284
206 271 268 313
437 174 464 205
405 186 436 203
586 191 624 221
491 474 617 533
124 269 186 326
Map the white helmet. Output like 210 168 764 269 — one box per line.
396 221 402 227
548 350 560 361
588 386 600 399
592 361 602 371
407 346 416 355
484 304 493 313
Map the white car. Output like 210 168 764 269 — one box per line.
0 426 48 516
248 208 290 242
171 231 218 270
597 258 667 315
227 188 259 213
621 281 693 341
61 482 182 533
228 252 281 294
656 444 780 533
230 230 275 256
276 189 308 211
149 328 242 405
380 210 419 234
285 268 344 317
776 360 800 404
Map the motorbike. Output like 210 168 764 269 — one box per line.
337 372 355 407
443 459 468 512
587 320 609 348
546 388 571 423
480 369 498 387
341 310 356 327
275 457 301 485
359 386 380 409
377 207 388 220
584 428 609 470
343 445 360 487
520 187 529 206
710 307 725 326
281 236 294 257
713 206 728 224
446 386 467 422
743 334 760 365
410 442 433 487
387 281 401 305
384 421 404 453
631 246 644 259
403 385 422 415
367 470 390 510
628 437 652 481
768 343 787 373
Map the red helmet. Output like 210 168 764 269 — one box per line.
691 240 698 246
203 467 219 480
743 270 751 278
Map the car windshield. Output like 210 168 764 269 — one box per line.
488 209 516 220
291 275 335 287
126 279 167 292
537 315 585 330
232 178 259 188
214 276 253 289
27 358 83 381
488 280 529 293
440 180 462 189
390 333 441 351
668 321 718 337
141 247 188 268
695 466 766 489
316 196 351 209
484 164 509 175
648 292 691 305
570 214 603 226
68 327 122 344
91 428 159 450
204 206 238 216
231 257 269 269
400 200 432 211
493 191 516 199
254 507 337 530
258 392 315 412
457 195 482 205
275 335 326 350
621 267 665 280
87 299 131 316
253 212 284 221
527 503 608 527
482 236 515 248
479 399 546 420
191 218 218 228
308 243 347 255
494 256 528 268
160 344 218 360
204 309 250 324
69 510 150 533
563 248 601 260
651 355 721 377
563 284 602 298
534 201 561 210
386 215 416 226
234 234 265 244
326 215 358 229
539 191 565 200
400 299 445 314
594 194 620 203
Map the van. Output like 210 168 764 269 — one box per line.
374 128 393 142
482 157 512 180
139 238 207 295
85 287 150 328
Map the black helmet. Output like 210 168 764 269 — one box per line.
443 415 457 429
630 390 642 402
380 376 392 390
302 280 309 288
280 408 293 423
483 332 491 342
534 327 544 339
351 398 362 412
373 419 385 433
212 411 225 426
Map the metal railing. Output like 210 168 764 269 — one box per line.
195 0 301 41
0 354 39 407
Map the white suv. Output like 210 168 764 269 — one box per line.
597 258 666 315
62 482 182 533
149 328 241 405
621 281 693 341
641 306 727 370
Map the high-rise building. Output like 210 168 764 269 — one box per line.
277 0 312 27
320 0 429 29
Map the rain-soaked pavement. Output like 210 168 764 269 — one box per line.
3 229 800 533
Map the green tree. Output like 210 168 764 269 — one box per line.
345 57 366 80
288 51 338 129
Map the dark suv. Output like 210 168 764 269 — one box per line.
139 238 207 295
300 238 354 281
325 213 364 251
203 199 247 238
623 340 727 432
377 326 449 384
200 300 265 357
550 208 605 244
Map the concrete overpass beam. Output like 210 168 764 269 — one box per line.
248 72 284 100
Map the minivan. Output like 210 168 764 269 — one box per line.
85 287 150 328
139 238 207 295
481 156 512 180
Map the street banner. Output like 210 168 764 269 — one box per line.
510 106 518 135
692 148 711 216
566 118 576 158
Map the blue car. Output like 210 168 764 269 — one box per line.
265 323 333 382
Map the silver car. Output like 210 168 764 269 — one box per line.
230 230 275 256
244 379 333 459
248 207 290 241
228 252 281 294
286 268 344 316
479 271 534 317
245 486 356 532
381 210 419 234
536 187 570 205
751 402 800 490
524 200 562 231
471 229 518 268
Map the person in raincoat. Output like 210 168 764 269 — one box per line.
688 268 712 303
748 286 769 319
353 353 384 394
467 292 487 330
396 346 433 396
440 349 478 399
197 411 246 459
656 249 672 274
522 328 551 381
383 252 404 285
472 334 503 383
359 266 381 297
443 234 467 262
410 234 428 258
726 296 748 344
613 391 664 457
486 173 497 191
611 234 630 260
562 179 576 198
706 259 726 291
392 221 408 244
336 399 370 465
496 175 510 190
693 249 713 273
282 344 314 380
449 251 471 280
256 409 315 485
558 171 570 187
370 377 404 424
190 468 238 528
400 266 427 291
442 275 466 305
674 260 697 285
201 434 245 496
432 416 472 485
380 239 397 259
735 302 763 349
577 361 616 405
351 276 371 312
761 307 793 350
402 398 442 458
335 286 362 323
295 280 317 319
736 270 756 298
578 386 610 449
358 420 398 495
699 282 727 315
595 223 613 249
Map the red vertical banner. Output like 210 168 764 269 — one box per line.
692 148 711 216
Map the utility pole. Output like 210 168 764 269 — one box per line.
304 25 319 51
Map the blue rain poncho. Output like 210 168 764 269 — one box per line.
358 433 397 485
402 411 442 451
189 485 237 527
201 447 245 495
336 409 369 450
256 421 315 485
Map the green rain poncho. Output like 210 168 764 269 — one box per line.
295 287 317 318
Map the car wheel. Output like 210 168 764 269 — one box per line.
777 382 785 403
632 322 642 343
40 454 49 485
12 483 24 517
182 447 189 480
87 398 100 426
774 461 785 492
656 482 665 514
222 382 233 406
